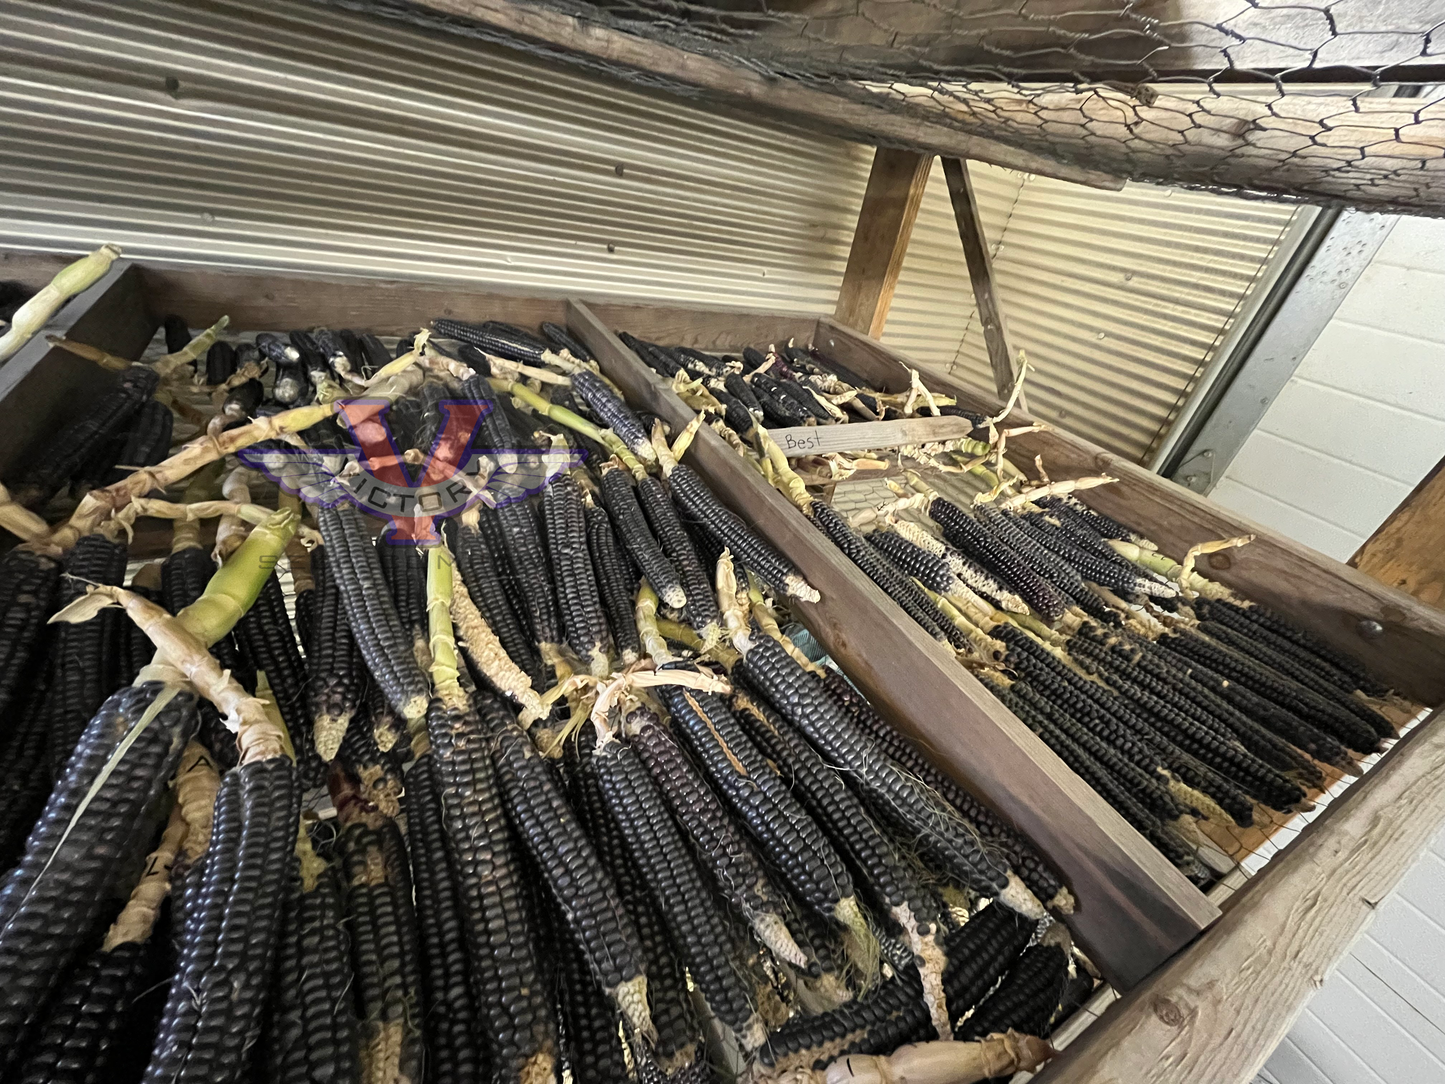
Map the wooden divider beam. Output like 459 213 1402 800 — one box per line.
567 298 1218 991
814 317 1445 707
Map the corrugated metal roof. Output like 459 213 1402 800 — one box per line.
0 0 873 310
884 164 1300 462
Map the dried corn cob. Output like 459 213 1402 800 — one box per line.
378 536 432 676
737 634 1033 913
808 502 951 645
585 501 641 666
205 340 237 386
313 504 430 722
450 512 546 688
760 901 1035 1072
234 571 324 785
868 528 965 595
0 549 58 730
570 740 701 1072
45 534 129 775
485 696 653 1040
668 463 818 601
730 681 951 1039
544 474 614 675
12 801 184 1083
624 705 808 970
307 542 365 761
1160 628 1382 755
339 685 407 817
102 397 175 487
0 682 198 1067
1200 596 1389 698
654 675 872 955
637 474 720 645
14 364 159 508
144 754 301 1084
955 934 1071 1041
540 321 594 362
570 369 656 462
593 717 764 1049
403 754 483 1084
817 668 1069 912
264 828 360 1084
332 768 424 1084
929 499 1068 622
551 886 632 1084
425 696 560 1084
600 465 686 610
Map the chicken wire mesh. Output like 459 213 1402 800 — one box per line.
319 0 1445 214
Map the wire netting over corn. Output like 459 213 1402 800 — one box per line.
327 0 1445 213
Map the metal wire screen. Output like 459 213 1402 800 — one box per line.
322 0 1445 214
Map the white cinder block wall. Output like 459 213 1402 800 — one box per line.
1210 219 1445 1083
1211 217 1445 562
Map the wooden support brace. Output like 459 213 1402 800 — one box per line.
834 148 933 338
1352 453 1445 611
941 157 1017 400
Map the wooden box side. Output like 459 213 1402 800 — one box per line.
0 261 158 482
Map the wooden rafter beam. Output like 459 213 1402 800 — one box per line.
833 148 932 338
941 157 1016 399
404 0 1124 190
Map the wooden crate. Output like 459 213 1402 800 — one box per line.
6 254 1443 1084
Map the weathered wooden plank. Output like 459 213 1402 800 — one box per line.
404 0 1124 189
1032 706 1445 1084
941 158 1016 399
816 317 1445 706
834 149 933 338
0 260 158 483
766 415 976 456
566 296 1218 992
582 299 818 355
138 263 570 335
1353 455 1445 611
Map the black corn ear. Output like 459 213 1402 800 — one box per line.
425 698 560 1084
0 683 198 1067
484 698 652 1041
594 723 763 1048
585 502 642 666
333 772 424 1084
313 504 431 724
404 755 483 1084
0 549 59 732
569 370 654 460
543 475 614 675
14 364 159 508
143 756 300 1084
600 465 685 610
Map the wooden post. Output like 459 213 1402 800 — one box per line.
1352 454 1445 610
567 298 1220 992
833 149 933 338
941 157 1016 399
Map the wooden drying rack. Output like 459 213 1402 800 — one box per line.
3 251 1443 1084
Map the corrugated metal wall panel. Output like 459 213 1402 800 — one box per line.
884 167 1300 462
0 0 873 309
